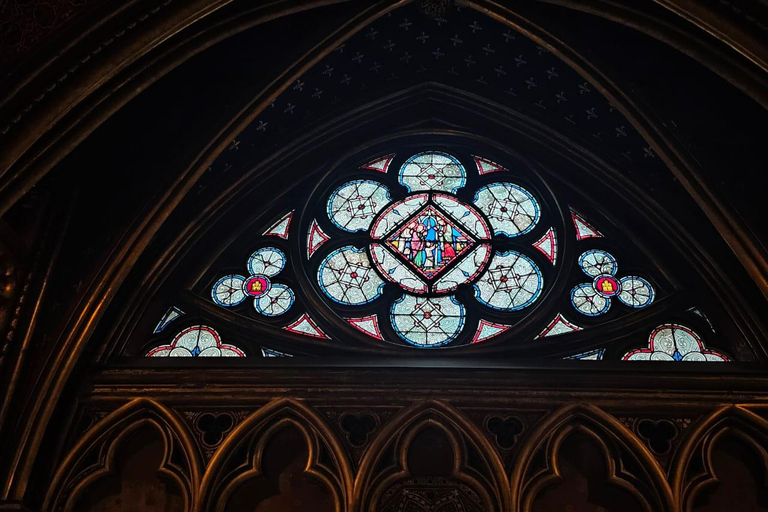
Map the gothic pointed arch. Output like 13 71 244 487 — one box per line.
670 405 768 510
198 398 352 512
354 400 509 512
44 398 202 512
1 0 767 508
510 403 674 512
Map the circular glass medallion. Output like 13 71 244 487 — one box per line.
248 247 286 277
617 276 655 308
254 284 295 316
398 151 467 193
244 275 271 297
593 274 621 298
318 246 385 305
211 274 247 306
473 251 542 310
578 249 618 277
473 182 540 237
390 294 465 347
570 283 610 316
327 180 391 232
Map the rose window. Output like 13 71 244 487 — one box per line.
141 144 737 362
316 151 544 348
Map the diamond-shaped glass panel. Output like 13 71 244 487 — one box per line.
385 205 475 279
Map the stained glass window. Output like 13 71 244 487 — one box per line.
147 326 245 357
623 324 728 362
142 145 736 360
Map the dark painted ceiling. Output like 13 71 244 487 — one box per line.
11 1 767 359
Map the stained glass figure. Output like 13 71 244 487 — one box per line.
385 205 475 279
262 210 294 239
390 294 465 347
474 251 543 310
571 250 654 316
473 155 506 175
532 227 557 265
147 325 245 357
398 151 467 193
570 210 602 240
318 246 385 305
153 306 185 334
361 153 395 173
248 247 286 277
261 347 293 357
307 219 331 259
370 243 428 294
432 193 492 239
327 180 391 232
284 313 330 339
254 284 294 316
211 274 248 307
432 244 492 293
617 276 655 308
346 315 384 340
536 313 583 338
623 324 729 361
566 348 604 360
370 194 428 239
473 182 539 237
579 250 617 277
471 319 512 344
570 284 610 316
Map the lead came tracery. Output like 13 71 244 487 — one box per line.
141 146 733 359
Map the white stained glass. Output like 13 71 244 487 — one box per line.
432 193 492 239
390 294 465 347
570 283 610 316
398 151 467 193
624 324 729 362
617 276 655 308
474 251 543 310
578 249 618 277
327 180 390 232
473 182 540 237
369 193 428 239
369 243 428 294
211 275 247 307
254 284 295 316
433 244 492 293
147 325 246 358
318 246 385 305
248 247 286 277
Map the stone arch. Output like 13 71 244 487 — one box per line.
511 402 674 512
670 405 768 511
198 398 352 512
44 398 202 512
355 400 509 512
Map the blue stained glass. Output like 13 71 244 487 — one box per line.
254 283 295 316
578 250 618 277
566 348 604 360
327 179 391 232
211 274 248 307
617 276 655 308
153 306 185 333
390 294 465 347
473 251 542 310
473 183 540 237
317 246 385 305
248 247 286 277
570 283 611 316
398 151 467 193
